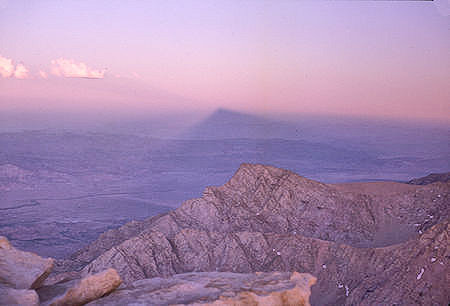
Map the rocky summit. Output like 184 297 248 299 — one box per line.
46 163 448 305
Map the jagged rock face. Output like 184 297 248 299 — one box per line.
80 221 449 305
0 236 54 290
64 164 449 270
88 271 316 306
60 164 449 305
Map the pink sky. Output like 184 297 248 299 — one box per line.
0 0 449 122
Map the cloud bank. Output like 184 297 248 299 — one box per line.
0 55 30 79
13 63 29 79
51 58 105 79
39 70 48 79
0 55 17 78
1 55 107 80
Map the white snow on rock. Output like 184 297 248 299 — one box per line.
345 285 349 297
416 268 424 280
431 258 436 263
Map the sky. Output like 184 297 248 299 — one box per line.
0 0 449 122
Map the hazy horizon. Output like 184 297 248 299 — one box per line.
1 0 450 122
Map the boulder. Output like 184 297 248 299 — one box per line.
41 268 121 306
0 236 54 289
0 285 39 306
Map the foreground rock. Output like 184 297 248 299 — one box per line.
88 271 316 306
0 236 54 289
0 235 123 305
38 268 121 306
0 285 39 306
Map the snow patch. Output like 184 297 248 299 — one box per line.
416 268 424 280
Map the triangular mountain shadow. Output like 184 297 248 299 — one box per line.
181 108 301 140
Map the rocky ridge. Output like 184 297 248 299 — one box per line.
408 171 450 185
54 163 449 305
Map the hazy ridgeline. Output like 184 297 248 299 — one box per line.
0 108 449 258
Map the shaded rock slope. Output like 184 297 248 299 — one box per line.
57 164 449 305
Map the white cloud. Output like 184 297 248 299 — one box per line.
0 55 14 78
0 55 30 79
51 58 105 79
39 70 48 79
14 63 29 79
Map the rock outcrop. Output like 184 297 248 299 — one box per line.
408 171 450 185
88 271 316 306
38 268 122 306
0 286 40 306
57 164 449 305
0 236 123 305
0 236 54 289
